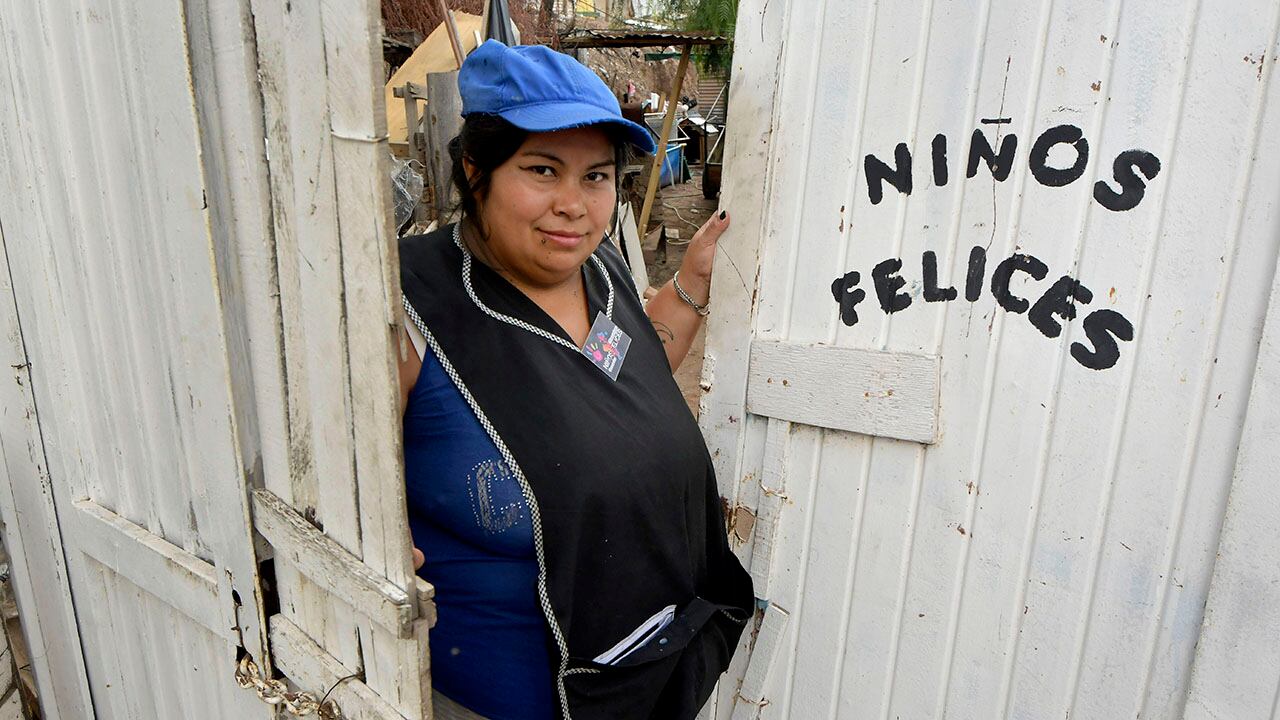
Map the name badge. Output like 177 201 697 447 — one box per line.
581 312 631 381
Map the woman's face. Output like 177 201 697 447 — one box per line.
472 126 617 289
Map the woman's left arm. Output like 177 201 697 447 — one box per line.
645 210 730 371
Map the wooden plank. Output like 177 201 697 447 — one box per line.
320 0 414 589
637 44 690 236
115 0 232 551
158 0 276 679
182 0 282 671
247 0 350 537
98 565 152 719
438 1 464 68
248 6 431 717
617 202 650 296
80 562 134 720
745 339 939 443
320 4 431 714
68 500 227 639
402 87 423 167
425 71 462 220
731 602 790 720
697 0 790 554
220 0 295 539
248 0 364 681
112 573 162 719
251 490 415 638
269 615 416 720
748 419 790 599
67 0 181 544
415 577 437 628
355 614 431 718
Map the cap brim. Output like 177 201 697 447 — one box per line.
498 101 658 155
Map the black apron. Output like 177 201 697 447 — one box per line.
399 224 754 720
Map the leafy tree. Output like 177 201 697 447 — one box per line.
650 0 737 74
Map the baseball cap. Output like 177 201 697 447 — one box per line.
458 40 657 155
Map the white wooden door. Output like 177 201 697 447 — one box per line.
0 0 431 718
704 0 1280 718
213 0 434 715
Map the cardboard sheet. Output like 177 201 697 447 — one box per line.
385 12 484 148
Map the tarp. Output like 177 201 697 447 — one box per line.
385 12 484 148
484 0 518 45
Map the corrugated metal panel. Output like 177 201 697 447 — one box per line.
0 0 273 716
80 560 269 720
0 185 92 717
4 0 431 714
1184 238 1280 718
698 72 729 127
705 0 1280 718
559 28 731 48
0 0 259 561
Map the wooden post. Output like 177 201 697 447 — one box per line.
426 71 464 220
439 0 465 67
636 43 690 239
395 81 429 167
403 88 419 161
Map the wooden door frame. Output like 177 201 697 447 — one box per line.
694 1 793 717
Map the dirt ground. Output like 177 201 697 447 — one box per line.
640 165 719 417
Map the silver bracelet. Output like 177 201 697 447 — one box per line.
672 271 710 316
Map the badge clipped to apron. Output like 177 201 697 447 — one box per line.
581 311 631 381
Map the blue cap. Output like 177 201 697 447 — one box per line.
459 40 657 155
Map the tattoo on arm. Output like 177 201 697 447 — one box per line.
652 320 676 345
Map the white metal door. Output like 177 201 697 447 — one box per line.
0 0 431 718
0 1 274 717
1183 244 1280 719
704 1 1280 718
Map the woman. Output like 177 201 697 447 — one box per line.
398 40 754 720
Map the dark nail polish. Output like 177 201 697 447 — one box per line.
719 210 726 220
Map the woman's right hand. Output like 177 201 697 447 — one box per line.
413 547 425 571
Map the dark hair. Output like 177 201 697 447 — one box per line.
448 114 640 223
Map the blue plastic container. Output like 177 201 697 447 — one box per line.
659 143 684 187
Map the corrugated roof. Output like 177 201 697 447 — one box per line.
558 28 730 49
697 74 728 126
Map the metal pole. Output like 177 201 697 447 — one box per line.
636 43 690 239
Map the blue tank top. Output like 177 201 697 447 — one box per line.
403 341 554 720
